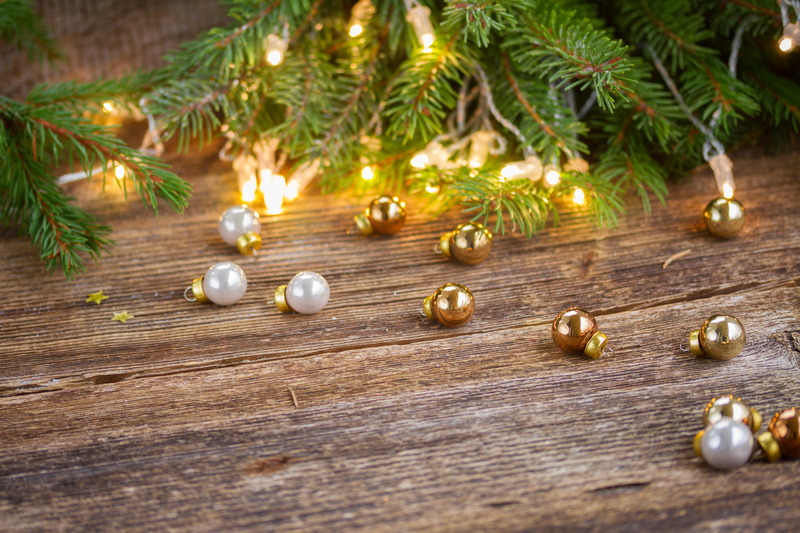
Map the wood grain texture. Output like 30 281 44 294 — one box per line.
0 0 226 98
1 142 800 532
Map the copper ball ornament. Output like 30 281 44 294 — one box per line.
769 407 800 459
422 283 475 327
703 197 745 239
703 395 761 431
439 223 493 265
551 307 608 359
689 314 746 360
355 195 406 236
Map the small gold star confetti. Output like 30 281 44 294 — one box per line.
111 311 133 323
86 290 108 304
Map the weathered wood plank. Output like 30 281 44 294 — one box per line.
0 147 799 531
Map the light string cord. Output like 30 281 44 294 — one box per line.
646 46 726 161
648 14 755 161
781 0 800 27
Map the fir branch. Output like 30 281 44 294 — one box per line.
0 0 61 64
385 32 469 141
503 4 634 110
593 150 667 215
616 0 715 71
442 0 521 47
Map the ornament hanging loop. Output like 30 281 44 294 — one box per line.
184 287 197 302
679 337 691 352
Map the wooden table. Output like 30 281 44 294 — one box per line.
1 145 799 531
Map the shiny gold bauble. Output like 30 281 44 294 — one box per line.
703 395 761 431
769 407 800 459
689 315 746 360
703 197 745 239
422 283 475 327
440 223 493 265
355 195 406 236
551 307 608 359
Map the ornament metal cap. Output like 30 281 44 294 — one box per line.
422 294 434 319
190 277 209 303
693 430 705 459
274 285 293 313
354 211 375 236
236 231 262 255
583 331 608 359
689 329 703 356
757 432 781 463
439 232 453 258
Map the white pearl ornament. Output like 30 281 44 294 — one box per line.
185 262 248 306
273 271 330 314
699 418 754 470
219 205 262 254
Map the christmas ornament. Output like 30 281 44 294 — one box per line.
219 205 262 255
758 407 800 461
688 314 746 360
703 198 745 239
273 271 330 314
439 223 493 265
354 195 406 236
695 418 754 470
551 307 609 359
703 395 761 431
86 290 108 304
422 283 475 327
184 262 247 306
111 311 133 323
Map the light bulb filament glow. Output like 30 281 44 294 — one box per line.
263 175 286 214
425 183 439 194
114 163 125 180
722 183 734 199
284 181 299 200
410 154 429 169
103 101 114 113
241 179 257 202
267 51 283 65
361 166 374 180
349 24 363 37
545 169 561 186
421 33 434 49
780 37 793 52
573 188 586 206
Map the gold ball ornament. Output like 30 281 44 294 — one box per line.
703 197 745 239
422 283 476 327
703 395 761 431
439 223 493 265
551 307 609 359
354 195 406 236
769 407 800 459
689 314 746 360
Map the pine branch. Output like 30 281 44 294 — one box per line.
385 31 470 141
503 3 634 110
0 0 61 64
442 0 522 47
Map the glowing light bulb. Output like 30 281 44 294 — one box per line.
284 181 299 200
573 188 586 206
722 183 734 199
265 34 287 66
263 174 286 214
500 164 521 182
779 24 800 53
350 24 363 37
241 92 249 101
425 183 440 194
544 166 561 186
114 163 125 180
242 180 257 202
406 5 435 50
258 168 273 193
410 154 429 169
361 166 374 180
103 101 114 113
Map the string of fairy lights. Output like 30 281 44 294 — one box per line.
57 0 800 218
